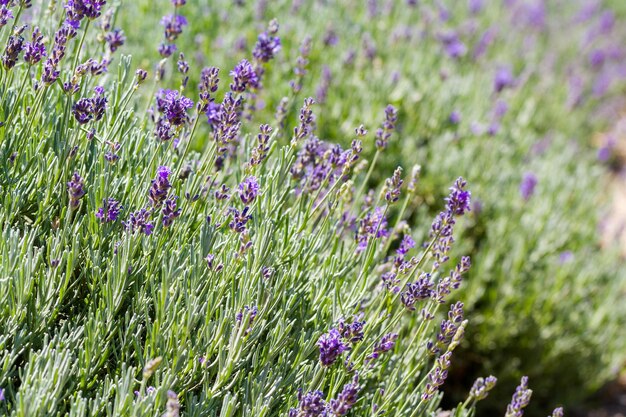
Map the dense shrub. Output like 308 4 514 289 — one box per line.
0 0 625 416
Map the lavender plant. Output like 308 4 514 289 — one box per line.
0 0 624 416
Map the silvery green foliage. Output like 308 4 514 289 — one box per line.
0 0 624 416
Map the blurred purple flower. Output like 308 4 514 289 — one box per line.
520 173 537 201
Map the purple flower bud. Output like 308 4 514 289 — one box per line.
384 167 403 203
289 390 326 417
519 172 537 201
228 206 252 233
24 26 46 65
367 333 398 362
397 234 415 256
0 6 13 27
67 172 86 208
161 14 187 42
375 105 398 150
123 208 154 236
505 377 532 417
95 198 122 222
252 31 281 63
449 110 462 124
148 166 172 207
469 375 498 401
72 98 93 124
317 328 347 366
105 28 125 52
156 89 193 126
494 66 515 93
238 176 260 205
2 29 25 70
229 59 259 92
162 196 181 227
329 375 360 416
158 43 177 57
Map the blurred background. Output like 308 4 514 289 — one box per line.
101 0 626 415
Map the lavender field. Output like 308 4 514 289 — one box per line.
0 1 625 416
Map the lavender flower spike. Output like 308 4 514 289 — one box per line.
230 59 259 92
123 208 154 236
24 27 46 65
317 328 348 366
469 375 497 401
289 389 326 417
329 374 360 416
551 407 564 417
238 176 260 205
67 172 86 208
520 172 537 201
148 166 172 207
505 376 533 417
95 198 122 222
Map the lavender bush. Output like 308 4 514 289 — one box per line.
0 1 624 416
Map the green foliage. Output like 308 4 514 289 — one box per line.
0 0 625 416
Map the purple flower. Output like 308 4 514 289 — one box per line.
161 14 187 42
95 198 122 222
446 177 471 216
289 390 326 417
105 28 125 52
253 32 281 63
337 315 365 344
401 273 434 310
148 166 172 207
449 110 461 124
238 176 260 205
0 6 13 27
198 66 220 110
494 66 515 93
375 105 398 150
72 98 93 124
435 256 471 302
473 26 497 59
293 97 315 142
505 376 532 417
24 26 46 65
469 375 497 401
559 251 574 264
384 167 403 203
356 206 389 252
65 0 106 23
422 352 452 401
397 235 415 256
158 43 177 57
329 375 360 416
91 87 108 121
2 31 25 70
171 0 186 6
429 178 471 268
468 0 483 14
551 407 564 417
229 59 259 92
156 89 193 126
123 208 154 236
367 333 398 361
520 172 537 201
438 32 467 59
249 124 272 167
228 206 252 233
428 302 464 354
162 196 181 227
317 328 347 366
67 172 86 208
0 387 4 401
